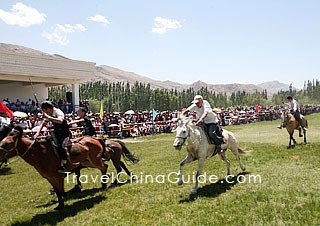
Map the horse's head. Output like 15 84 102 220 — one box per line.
0 126 23 163
280 110 291 127
173 116 193 150
0 125 12 141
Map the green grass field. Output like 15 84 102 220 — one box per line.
1 114 319 226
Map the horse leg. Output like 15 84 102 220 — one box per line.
303 129 307 144
292 133 297 145
111 158 122 186
298 128 303 137
120 161 134 178
47 177 65 211
100 163 108 189
178 154 194 186
219 151 231 176
288 131 295 148
68 168 82 193
230 147 247 172
191 158 205 194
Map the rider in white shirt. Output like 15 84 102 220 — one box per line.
0 111 11 127
287 96 306 131
277 96 306 131
183 95 222 152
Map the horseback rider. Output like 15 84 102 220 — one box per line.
34 101 71 173
277 96 307 131
0 111 11 128
182 95 223 153
68 107 96 136
0 111 11 167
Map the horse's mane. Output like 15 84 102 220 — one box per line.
0 125 12 139
179 115 194 125
10 125 24 138
178 115 202 137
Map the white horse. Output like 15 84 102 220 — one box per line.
172 115 250 194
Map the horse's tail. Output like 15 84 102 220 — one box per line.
116 140 139 164
237 147 252 156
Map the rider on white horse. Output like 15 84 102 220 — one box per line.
182 95 223 153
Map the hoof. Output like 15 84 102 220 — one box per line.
177 180 183 186
54 205 64 211
48 188 56 195
69 185 82 193
190 189 197 195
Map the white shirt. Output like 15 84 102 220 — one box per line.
289 99 300 112
0 116 11 127
187 100 218 124
52 107 65 119
44 107 65 125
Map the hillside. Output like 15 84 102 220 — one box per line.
1 42 292 96
94 66 287 96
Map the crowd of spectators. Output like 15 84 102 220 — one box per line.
1 97 320 139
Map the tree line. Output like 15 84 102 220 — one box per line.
48 79 320 112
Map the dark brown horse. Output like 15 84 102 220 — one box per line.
68 139 139 191
0 126 108 210
104 139 139 185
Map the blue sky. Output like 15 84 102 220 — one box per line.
1 0 320 89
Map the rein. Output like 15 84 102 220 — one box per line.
0 137 35 164
0 138 19 165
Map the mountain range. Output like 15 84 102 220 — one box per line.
93 65 290 97
1 43 291 97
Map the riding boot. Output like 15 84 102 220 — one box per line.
3 159 9 167
216 145 222 154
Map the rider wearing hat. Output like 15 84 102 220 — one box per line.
183 95 222 153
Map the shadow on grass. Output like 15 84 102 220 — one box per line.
35 187 105 208
179 172 250 203
108 177 136 189
12 195 105 226
0 166 13 176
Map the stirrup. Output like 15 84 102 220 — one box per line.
57 167 66 174
57 164 68 174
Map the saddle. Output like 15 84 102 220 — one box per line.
45 135 80 157
201 124 225 145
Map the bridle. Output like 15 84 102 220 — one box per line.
0 130 35 161
175 122 190 145
0 137 19 162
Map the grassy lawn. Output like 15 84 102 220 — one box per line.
0 113 319 226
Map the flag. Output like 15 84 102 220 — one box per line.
99 101 104 120
0 101 13 118
152 108 157 121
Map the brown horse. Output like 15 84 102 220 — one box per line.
280 110 308 148
0 126 108 210
68 139 139 192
